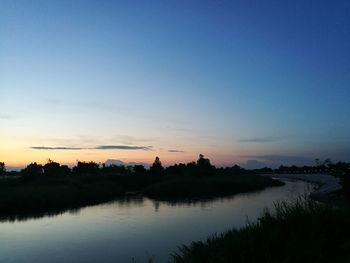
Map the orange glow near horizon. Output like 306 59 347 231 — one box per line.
0 145 243 168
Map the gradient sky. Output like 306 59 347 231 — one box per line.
1 0 350 169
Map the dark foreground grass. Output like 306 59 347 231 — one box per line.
172 198 350 263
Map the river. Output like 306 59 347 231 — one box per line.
0 179 316 263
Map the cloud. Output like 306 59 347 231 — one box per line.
30 145 152 151
31 146 83 150
94 145 151 150
168 150 184 153
238 136 285 143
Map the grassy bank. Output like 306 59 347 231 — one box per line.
0 173 283 219
172 198 350 263
142 174 284 200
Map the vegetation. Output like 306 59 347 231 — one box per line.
1 155 348 219
0 155 283 218
143 174 283 200
170 160 350 263
273 158 350 175
0 162 5 176
172 198 350 263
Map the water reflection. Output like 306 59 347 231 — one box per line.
0 189 273 222
151 194 264 212
0 208 75 223
0 197 146 223
0 179 316 223
0 180 317 263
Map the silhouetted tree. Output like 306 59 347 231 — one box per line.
196 154 215 176
60 165 71 175
0 162 5 176
21 162 43 181
323 158 332 166
315 158 320 167
73 161 100 175
133 165 147 176
224 164 247 175
165 163 188 175
101 164 128 175
257 167 273 174
43 159 62 176
186 161 198 176
150 157 164 175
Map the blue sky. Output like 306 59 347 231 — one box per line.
1 0 350 168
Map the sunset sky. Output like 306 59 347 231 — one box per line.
1 0 350 169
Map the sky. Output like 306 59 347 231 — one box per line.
1 0 350 169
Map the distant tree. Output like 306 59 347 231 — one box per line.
197 154 210 167
73 161 100 175
258 167 273 174
276 165 287 174
0 162 5 175
60 165 71 175
226 164 246 175
290 165 299 173
232 164 241 170
133 165 147 176
101 164 128 175
165 163 187 175
322 158 333 173
315 158 320 167
186 161 198 176
323 158 332 166
21 162 43 180
43 159 62 176
332 162 350 177
196 154 215 175
150 157 164 175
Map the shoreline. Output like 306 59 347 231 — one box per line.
263 173 342 197
0 174 283 220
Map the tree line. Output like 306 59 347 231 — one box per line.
0 156 349 179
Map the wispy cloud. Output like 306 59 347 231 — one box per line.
31 145 152 151
168 149 184 153
238 136 285 143
95 145 151 150
31 146 83 150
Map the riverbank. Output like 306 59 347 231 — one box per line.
0 179 316 262
266 173 342 196
263 173 344 206
172 198 350 263
142 174 284 200
172 174 349 263
0 173 283 219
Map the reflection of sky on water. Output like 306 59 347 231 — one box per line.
0 180 315 262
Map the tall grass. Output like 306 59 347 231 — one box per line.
172 198 350 263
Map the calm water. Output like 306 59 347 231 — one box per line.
0 180 315 263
